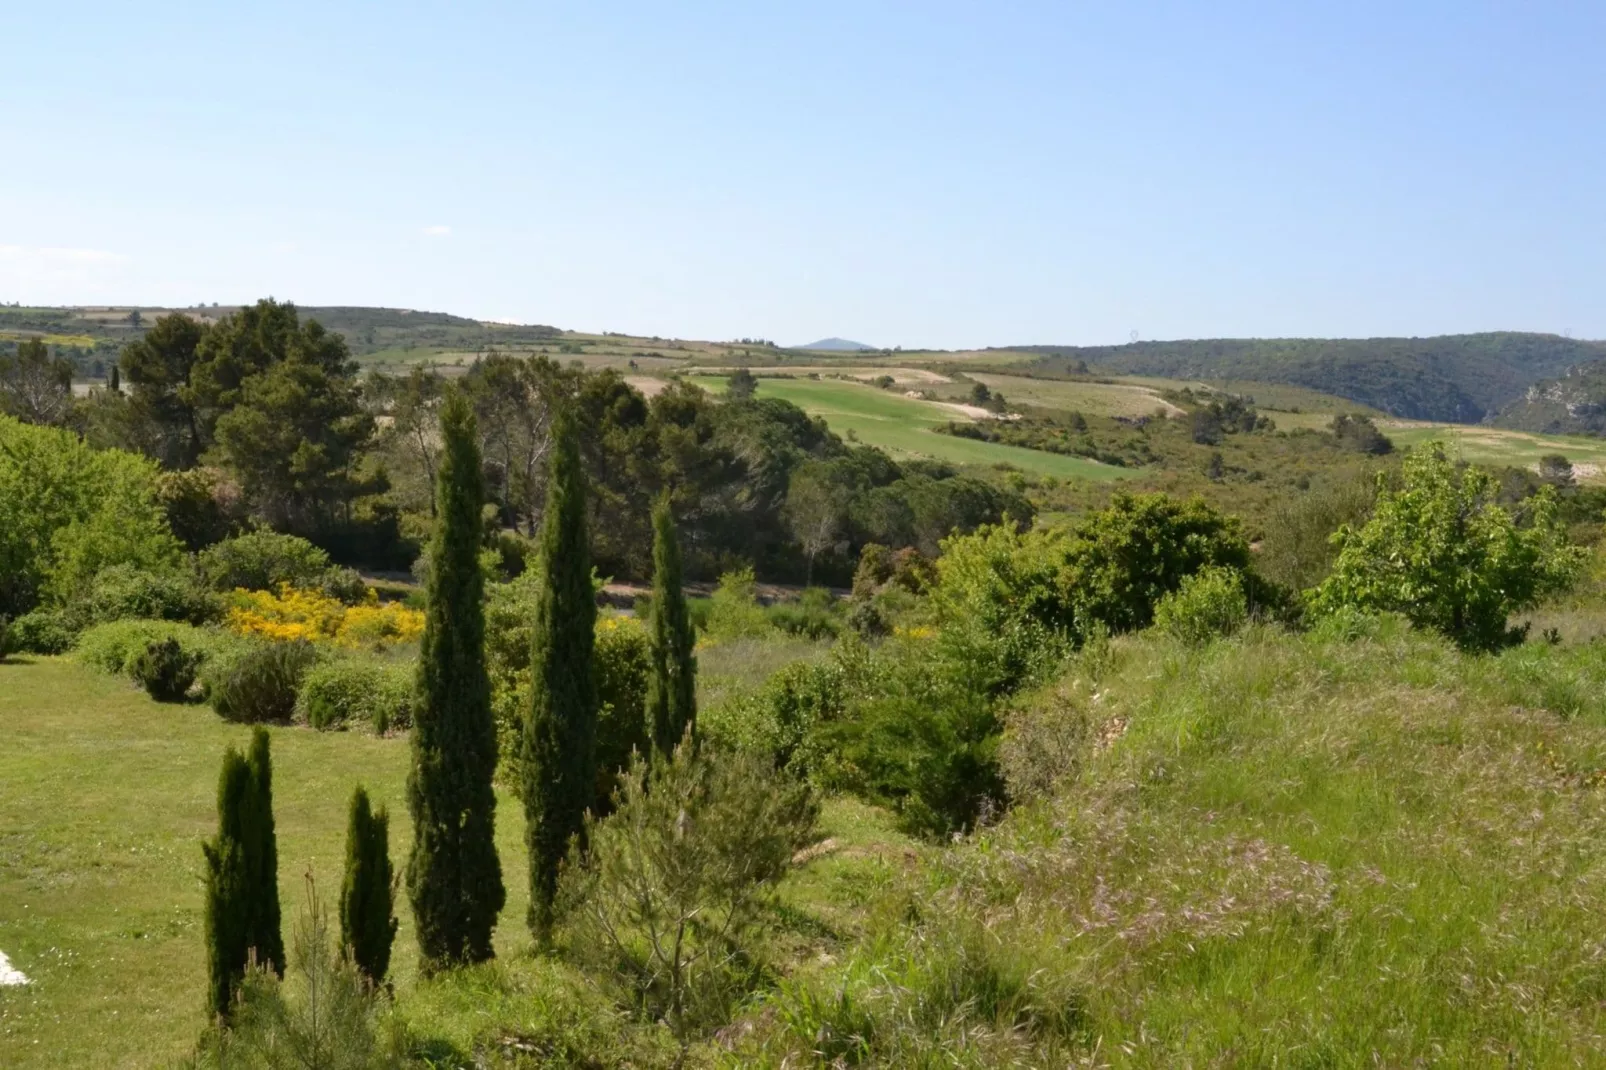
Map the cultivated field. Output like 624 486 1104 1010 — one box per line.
688 376 1135 480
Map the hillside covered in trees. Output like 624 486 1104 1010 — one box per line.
1009 333 1606 422
1491 359 1606 436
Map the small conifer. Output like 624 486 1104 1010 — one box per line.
646 495 697 756
340 785 398 988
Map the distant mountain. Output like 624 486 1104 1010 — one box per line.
798 337 877 351
1008 333 1606 424
1490 360 1606 436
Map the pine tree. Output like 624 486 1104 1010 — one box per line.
523 406 598 942
202 727 282 1020
646 495 697 756
407 388 505 971
340 785 398 988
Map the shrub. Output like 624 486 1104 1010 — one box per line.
9 609 75 654
204 639 320 723
225 585 421 649
296 658 416 733
1310 444 1587 651
703 567 771 641
1153 566 1249 645
77 619 217 676
199 530 366 604
700 657 853 777
129 637 200 701
70 563 221 628
0 615 8 662
594 616 651 811
560 742 818 1041
767 587 841 640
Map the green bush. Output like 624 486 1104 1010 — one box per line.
198 530 366 603
0 615 9 662
701 657 853 777
766 587 841 640
594 618 651 811
560 742 819 1041
1310 444 1586 651
703 567 771 640
9 609 75 654
204 639 320 723
1153 566 1249 645
69 563 221 628
296 658 416 733
129 637 200 702
77 619 217 675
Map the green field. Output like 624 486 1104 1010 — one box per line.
1382 423 1606 479
957 373 1183 417
689 376 1134 480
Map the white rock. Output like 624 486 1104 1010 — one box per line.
0 950 30 986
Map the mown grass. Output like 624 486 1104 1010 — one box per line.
1387 422 1606 479
690 376 1134 480
0 648 897 1068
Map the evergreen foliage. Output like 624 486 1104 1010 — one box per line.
339 786 398 988
646 496 697 757
522 406 599 942
201 727 282 1021
406 388 504 970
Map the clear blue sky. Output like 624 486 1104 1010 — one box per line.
4 2 1602 348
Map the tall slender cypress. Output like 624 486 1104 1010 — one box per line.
202 727 282 1020
407 388 504 970
341 785 398 988
244 727 283 977
646 495 697 756
523 406 598 942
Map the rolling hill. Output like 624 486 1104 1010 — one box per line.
798 337 876 351
1490 360 1606 437
1008 333 1606 423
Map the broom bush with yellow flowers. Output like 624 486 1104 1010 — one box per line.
226 584 424 650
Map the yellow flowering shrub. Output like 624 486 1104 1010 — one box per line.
227 585 424 649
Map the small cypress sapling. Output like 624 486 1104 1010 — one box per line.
203 746 253 1020
340 785 398 988
407 388 504 970
646 495 697 757
201 727 282 1021
523 406 599 943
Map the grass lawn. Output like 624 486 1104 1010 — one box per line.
0 656 529 1068
0 652 907 1069
690 376 1134 481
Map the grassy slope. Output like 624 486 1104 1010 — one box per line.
689 376 1134 481
737 622 1606 1066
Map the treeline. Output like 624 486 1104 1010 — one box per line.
1009 332 1606 422
1 299 1026 592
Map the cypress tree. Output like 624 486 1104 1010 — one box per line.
201 727 282 1020
407 388 505 970
646 495 697 757
340 785 398 988
244 727 284 977
203 746 251 1020
523 406 598 942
